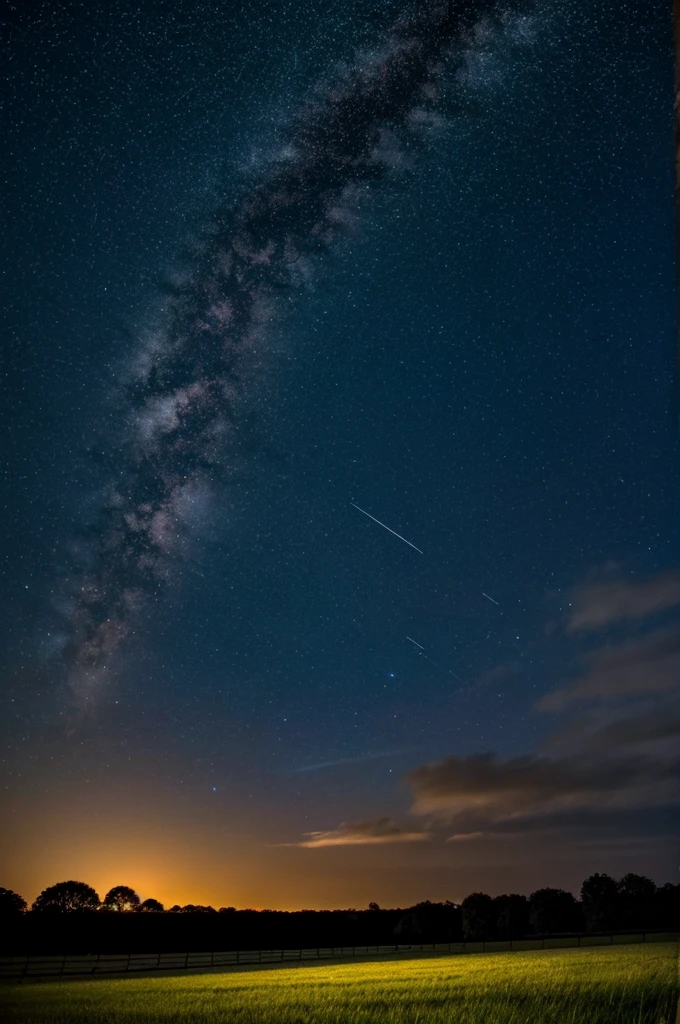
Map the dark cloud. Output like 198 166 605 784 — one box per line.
296 639 680 851
543 701 680 757
402 617 680 846
405 750 679 838
567 571 680 632
286 817 431 848
594 703 680 747
301 582 680 854
538 626 680 712
444 805 680 847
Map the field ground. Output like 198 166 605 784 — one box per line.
0 941 677 1023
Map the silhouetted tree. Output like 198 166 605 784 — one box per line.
492 893 529 940
0 887 27 915
139 898 165 912
168 905 182 913
102 886 140 912
218 906 237 914
617 874 656 930
393 910 420 941
461 892 493 940
4 874 678 958
529 888 582 935
393 901 462 943
368 902 381 912
653 883 680 932
442 900 463 941
580 873 619 932
32 881 100 913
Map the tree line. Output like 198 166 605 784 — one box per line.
2 872 677 943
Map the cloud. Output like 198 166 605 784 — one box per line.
287 818 431 848
289 572 680 853
538 626 680 711
567 571 680 632
402 615 680 845
542 701 680 758
444 805 679 847
405 750 679 836
376 580 680 851
592 703 680 747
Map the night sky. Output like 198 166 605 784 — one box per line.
2 0 678 911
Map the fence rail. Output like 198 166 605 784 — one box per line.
1 932 677 981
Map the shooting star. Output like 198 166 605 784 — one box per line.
405 635 424 649
482 592 499 605
405 636 466 685
350 503 423 554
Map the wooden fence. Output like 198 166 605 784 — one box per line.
1 931 677 981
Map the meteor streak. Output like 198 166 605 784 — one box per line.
482 592 499 605
406 635 466 685
350 503 423 554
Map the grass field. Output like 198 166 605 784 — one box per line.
1 942 677 1023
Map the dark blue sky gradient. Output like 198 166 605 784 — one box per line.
2 0 677 909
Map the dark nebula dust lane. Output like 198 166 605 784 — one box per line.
61 0 524 702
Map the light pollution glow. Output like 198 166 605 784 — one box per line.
2 787 671 911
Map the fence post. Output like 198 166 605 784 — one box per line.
299 948 302 960
184 951 189 969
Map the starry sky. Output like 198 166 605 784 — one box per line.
2 0 678 911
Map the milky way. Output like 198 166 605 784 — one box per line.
62 0 529 703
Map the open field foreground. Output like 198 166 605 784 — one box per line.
1 942 678 1024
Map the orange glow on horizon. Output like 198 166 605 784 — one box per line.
3 790 671 913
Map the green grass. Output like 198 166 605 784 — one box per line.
1 942 677 1023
